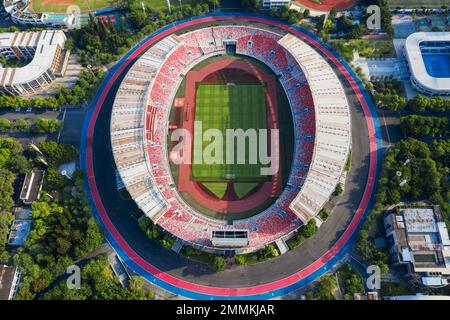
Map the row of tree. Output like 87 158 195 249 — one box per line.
0 95 58 110
374 90 450 113
374 92 406 111
0 118 60 134
0 68 102 109
406 94 450 113
400 115 448 137
128 0 213 30
56 67 104 106
234 244 279 265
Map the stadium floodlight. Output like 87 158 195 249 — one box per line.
37 157 48 167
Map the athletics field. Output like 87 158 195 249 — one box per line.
192 83 268 181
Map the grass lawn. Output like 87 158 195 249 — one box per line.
192 84 267 181
202 182 228 199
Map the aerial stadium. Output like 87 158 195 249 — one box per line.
82 13 381 299
110 24 351 252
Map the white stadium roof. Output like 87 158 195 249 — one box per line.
280 34 351 223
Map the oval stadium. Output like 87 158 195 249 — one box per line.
82 13 381 299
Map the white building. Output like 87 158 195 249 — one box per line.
262 0 291 9
404 32 450 96
4 0 75 28
0 30 69 95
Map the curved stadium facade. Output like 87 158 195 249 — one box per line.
110 25 351 252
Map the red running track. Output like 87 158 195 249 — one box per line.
85 15 377 297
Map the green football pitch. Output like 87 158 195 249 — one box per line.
192 84 268 181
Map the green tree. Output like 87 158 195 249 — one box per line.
9 154 30 174
263 244 279 258
36 141 77 166
45 166 67 190
0 118 12 132
129 9 149 29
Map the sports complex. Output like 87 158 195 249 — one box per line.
81 13 382 299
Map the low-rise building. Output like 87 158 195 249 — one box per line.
0 265 21 300
0 30 69 95
384 206 450 286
